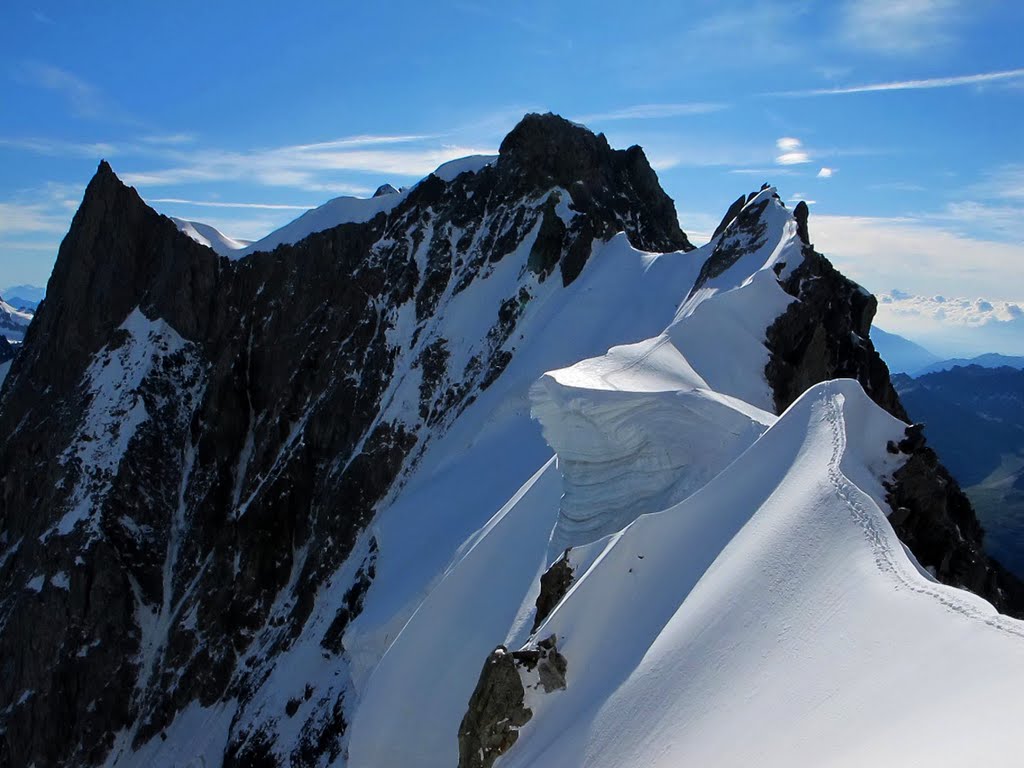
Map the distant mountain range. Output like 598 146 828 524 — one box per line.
874 326 1024 376
915 353 1024 376
2 284 45 311
894 365 1024 577
871 327 941 374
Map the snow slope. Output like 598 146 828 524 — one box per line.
236 155 497 258
170 218 252 257
501 380 1024 767
348 187 1024 768
236 192 408 257
347 189 809 767
0 297 32 342
344 231 704 702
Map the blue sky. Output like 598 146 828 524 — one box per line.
2 0 1023 354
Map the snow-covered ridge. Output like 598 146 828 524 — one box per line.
173 154 500 260
348 191 810 766
499 380 1024 767
349 188 1024 768
235 192 409 258
0 296 33 343
171 218 253 257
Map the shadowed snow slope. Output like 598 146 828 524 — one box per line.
503 380 1024 768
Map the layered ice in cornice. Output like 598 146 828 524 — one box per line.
531 187 802 549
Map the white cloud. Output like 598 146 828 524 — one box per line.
811 213 1024 301
574 102 728 124
777 152 810 165
872 291 1024 356
775 137 810 165
877 292 1024 326
840 0 964 54
773 67 1024 97
817 167 835 178
728 168 798 176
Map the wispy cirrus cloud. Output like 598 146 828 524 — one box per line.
140 133 197 146
574 102 728 124
840 0 965 54
14 62 116 121
120 136 495 190
927 164 1024 242
772 67 1024 97
0 136 118 158
0 201 72 235
145 198 317 211
728 168 799 176
967 164 1024 201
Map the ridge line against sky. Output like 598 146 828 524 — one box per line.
1 0 1022 355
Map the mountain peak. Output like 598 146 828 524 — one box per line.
498 112 692 253
373 183 400 197
498 112 613 182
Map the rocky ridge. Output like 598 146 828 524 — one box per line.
0 113 1018 768
0 113 688 768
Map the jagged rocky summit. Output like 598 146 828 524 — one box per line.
0 113 1021 768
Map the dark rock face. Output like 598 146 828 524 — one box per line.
688 194 772 296
711 194 747 240
531 548 573 633
457 635 567 768
885 428 1024 618
764 242 904 420
894 366 1024 577
0 335 15 365
0 114 692 768
499 113 694 265
759 197 1024 617
372 183 399 197
457 648 531 768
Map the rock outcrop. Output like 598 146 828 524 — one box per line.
0 335 15 365
0 114 690 768
457 636 566 768
760 200 1024 617
886 427 1024 617
531 550 574 633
